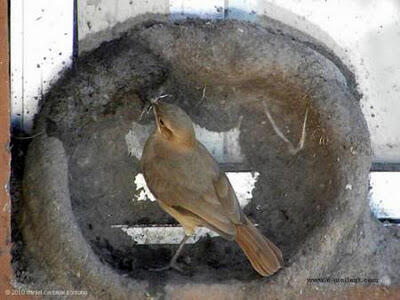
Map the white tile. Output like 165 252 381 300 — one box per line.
369 172 400 219
10 0 74 132
170 0 225 19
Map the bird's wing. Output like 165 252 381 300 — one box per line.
142 141 245 238
169 188 238 238
195 142 245 225
213 172 245 225
142 156 237 238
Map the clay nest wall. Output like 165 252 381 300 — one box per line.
17 17 399 299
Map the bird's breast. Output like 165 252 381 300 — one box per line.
141 135 220 197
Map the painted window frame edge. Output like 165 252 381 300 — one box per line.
0 0 15 293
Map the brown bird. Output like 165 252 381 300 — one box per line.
140 102 283 276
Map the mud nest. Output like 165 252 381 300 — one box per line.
21 18 374 298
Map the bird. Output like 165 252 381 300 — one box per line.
140 102 283 276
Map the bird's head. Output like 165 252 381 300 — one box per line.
153 103 196 148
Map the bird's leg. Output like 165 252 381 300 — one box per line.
149 235 190 272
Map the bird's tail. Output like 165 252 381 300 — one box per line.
235 216 283 277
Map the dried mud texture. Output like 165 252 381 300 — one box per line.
20 18 398 299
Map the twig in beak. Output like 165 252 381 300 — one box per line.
139 102 154 121
140 94 172 121
152 94 171 104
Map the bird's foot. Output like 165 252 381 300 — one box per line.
148 235 191 274
148 262 186 273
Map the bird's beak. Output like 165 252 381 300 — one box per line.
152 103 158 119
152 104 161 132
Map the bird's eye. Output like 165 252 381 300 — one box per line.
159 119 164 126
